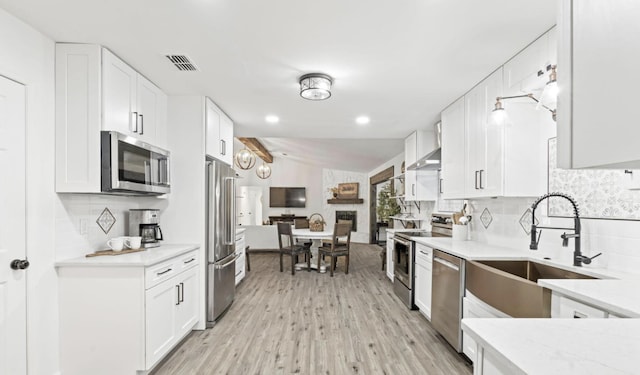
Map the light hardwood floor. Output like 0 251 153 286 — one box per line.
153 243 472 375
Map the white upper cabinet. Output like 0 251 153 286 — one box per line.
439 28 556 200
56 43 168 193
503 27 557 96
465 68 504 198
557 1 640 169
404 130 438 201
441 96 466 199
205 98 234 166
103 49 167 147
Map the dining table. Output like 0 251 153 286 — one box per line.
291 227 333 273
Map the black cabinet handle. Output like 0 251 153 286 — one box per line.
176 285 180 305
10 259 29 270
184 258 196 264
157 268 172 276
139 114 144 135
179 282 185 303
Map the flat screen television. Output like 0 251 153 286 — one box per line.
269 187 306 208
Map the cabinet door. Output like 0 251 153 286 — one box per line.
465 68 504 198
386 233 394 281
175 267 200 337
503 32 549 96
414 263 428 317
145 277 178 368
219 114 234 166
205 98 221 159
404 170 417 201
136 75 164 145
441 97 466 199
558 1 640 169
405 132 417 166
103 49 138 135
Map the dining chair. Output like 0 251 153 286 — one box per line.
318 223 352 277
277 222 311 275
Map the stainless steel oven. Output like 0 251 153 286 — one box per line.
392 213 452 309
101 131 170 195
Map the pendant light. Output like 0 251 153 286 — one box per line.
489 98 511 127
234 147 256 170
299 73 333 100
256 162 272 179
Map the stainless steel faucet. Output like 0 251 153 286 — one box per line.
529 192 601 267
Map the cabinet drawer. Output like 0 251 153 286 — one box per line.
554 295 607 319
415 244 433 266
146 259 178 290
177 250 199 272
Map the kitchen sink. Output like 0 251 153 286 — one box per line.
466 260 597 318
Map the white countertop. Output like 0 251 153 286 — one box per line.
538 279 640 318
236 227 246 234
462 318 640 375
56 244 199 268
412 237 629 280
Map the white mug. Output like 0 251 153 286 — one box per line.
107 237 125 251
125 236 142 250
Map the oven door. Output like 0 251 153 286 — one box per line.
101 131 171 194
393 237 412 289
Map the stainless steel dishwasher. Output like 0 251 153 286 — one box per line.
431 249 464 352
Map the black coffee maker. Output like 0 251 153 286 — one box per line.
128 209 163 248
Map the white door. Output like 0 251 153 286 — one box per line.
0 76 27 375
103 49 138 135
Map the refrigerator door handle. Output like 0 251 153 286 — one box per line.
224 176 235 246
214 253 239 269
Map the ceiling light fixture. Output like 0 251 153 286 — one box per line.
356 116 370 125
256 162 272 179
299 73 333 100
234 147 257 170
265 115 279 124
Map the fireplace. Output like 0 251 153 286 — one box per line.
336 211 357 232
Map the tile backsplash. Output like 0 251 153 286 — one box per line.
55 194 165 260
468 197 640 275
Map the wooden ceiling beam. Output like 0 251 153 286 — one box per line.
237 137 273 163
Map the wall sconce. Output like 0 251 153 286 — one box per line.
234 147 257 170
256 162 272 179
490 65 557 126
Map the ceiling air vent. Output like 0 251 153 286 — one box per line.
165 55 199 71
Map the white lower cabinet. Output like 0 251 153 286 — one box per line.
235 231 246 285
386 231 394 281
414 243 432 320
550 293 609 319
58 249 200 375
463 292 511 363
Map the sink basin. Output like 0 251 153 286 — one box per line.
466 260 597 318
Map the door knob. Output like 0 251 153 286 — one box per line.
10 259 30 270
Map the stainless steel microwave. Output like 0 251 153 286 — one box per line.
101 131 171 195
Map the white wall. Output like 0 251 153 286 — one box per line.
234 139 323 222
0 8 58 374
322 169 369 242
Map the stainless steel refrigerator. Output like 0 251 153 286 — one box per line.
206 158 238 326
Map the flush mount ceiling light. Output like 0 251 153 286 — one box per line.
256 162 272 179
265 115 279 124
299 73 333 100
355 116 370 125
234 147 256 170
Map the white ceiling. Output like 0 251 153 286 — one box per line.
0 0 556 171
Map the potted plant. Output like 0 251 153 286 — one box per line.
376 184 401 227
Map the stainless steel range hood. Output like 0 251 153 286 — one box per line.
406 121 441 171
406 147 441 170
